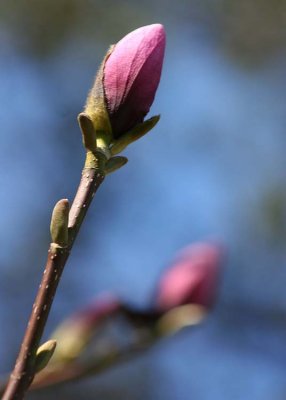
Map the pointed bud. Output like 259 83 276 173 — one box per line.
34 340 57 373
50 199 69 247
85 24 165 143
156 243 223 311
78 113 97 153
105 156 128 174
110 116 160 155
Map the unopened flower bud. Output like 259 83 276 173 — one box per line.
85 24 166 146
156 243 223 311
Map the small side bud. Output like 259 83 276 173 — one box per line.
34 340 57 374
78 113 97 153
105 156 128 175
110 115 160 155
50 199 69 247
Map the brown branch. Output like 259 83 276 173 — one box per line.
2 151 106 400
2 247 69 400
68 152 105 243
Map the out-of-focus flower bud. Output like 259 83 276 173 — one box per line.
85 24 165 148
51 294 121 363
156 243 223 312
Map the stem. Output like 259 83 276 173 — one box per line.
2 247 69 400
68 151 105 245
2 151 106 400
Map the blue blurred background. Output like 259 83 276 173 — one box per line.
2 0 286 398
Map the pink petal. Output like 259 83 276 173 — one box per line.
156 243 223 311
104 24 166 137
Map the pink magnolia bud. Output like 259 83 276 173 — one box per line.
103 24 166 138
156 243 223 311
71 293 121 329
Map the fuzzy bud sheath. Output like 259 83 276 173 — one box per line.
104 24 165 139
156 243 223 311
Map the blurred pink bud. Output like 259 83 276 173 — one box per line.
104 24 166 138
156 243 223 311
71 293 121 330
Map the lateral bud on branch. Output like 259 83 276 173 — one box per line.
78 113 98 153
50 199 69 247
34 340 57 374
105 156 128 175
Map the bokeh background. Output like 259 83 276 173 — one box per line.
1 0 286 398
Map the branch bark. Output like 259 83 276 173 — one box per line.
2 151 106 400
